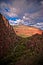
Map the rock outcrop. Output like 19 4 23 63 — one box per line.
0 13 17 57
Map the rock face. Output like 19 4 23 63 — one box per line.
0 13 17 57
13 25 43 37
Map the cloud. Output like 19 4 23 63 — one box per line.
23 15 31 20
0 0 43 29
0 2 20 17
40 1 43 5
9 19 24 25
31 22 43 30
9 20 16 26
23 8 43 24
0 0 43 18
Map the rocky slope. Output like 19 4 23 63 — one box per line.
0 13 17 57
13 25 43 37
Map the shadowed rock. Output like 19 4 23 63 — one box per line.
0 13 17 57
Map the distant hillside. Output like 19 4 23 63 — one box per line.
13 25 43 37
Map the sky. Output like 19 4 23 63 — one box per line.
0 0 43 30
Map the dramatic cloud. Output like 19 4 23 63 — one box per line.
0 2 20 17
23 9 43 23
0 0 43 29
